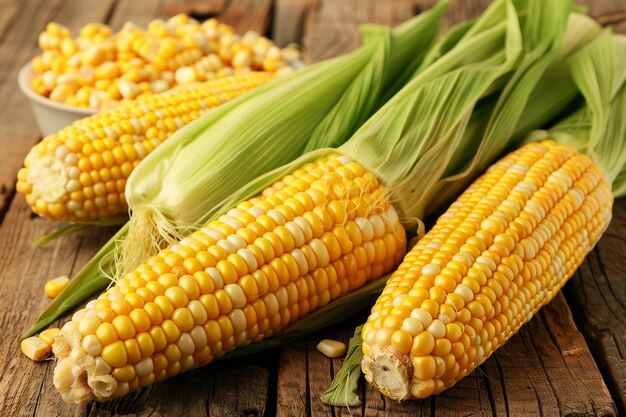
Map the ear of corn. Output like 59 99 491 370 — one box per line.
361 140 612 399
325 25 626 407
24 2 449 338
17 72 275 221
52 154 407 402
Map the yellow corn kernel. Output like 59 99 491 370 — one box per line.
49 85 74 102
38 327 61 345
44 275 70 298
21 336 52 361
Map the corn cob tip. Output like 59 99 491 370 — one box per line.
53 324 116 403
361 345 413 400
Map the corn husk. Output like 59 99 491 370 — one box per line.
532 32 626 195
24 3 449 338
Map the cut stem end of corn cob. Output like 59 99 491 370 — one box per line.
362 345 413 400
53 328 116 403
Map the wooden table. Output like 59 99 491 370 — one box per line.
1 0 625 416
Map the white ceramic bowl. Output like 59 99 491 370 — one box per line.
18 57 306 137
18 63 97 137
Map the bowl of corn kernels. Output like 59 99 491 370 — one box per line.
19 15 303 137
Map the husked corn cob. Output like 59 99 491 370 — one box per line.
361 141 613 400
17 72 274 221
52 154 407 403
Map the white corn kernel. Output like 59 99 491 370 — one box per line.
175 66 197 84
317 339 347 358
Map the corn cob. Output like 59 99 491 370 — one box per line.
17 71 274 221
361 140 612 399
52 154 407 403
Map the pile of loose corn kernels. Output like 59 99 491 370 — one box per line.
30 14 301 110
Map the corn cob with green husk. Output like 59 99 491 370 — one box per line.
24 1 450 338
47 0 581 402
53 152 407 401
324 30 626 405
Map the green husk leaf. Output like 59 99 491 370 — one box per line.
529 32 626 195
23 225 125 337
340 0 525 230
379 0 574 221
306 0 450 151
32 217 127 247
320 326 364 407
120 2 448 274
23 3 449 337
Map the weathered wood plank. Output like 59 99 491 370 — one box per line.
107 0 165 30
276 294 616 416
272 0 316 47
218 0 274 36
288 0 422 63
0 197 116 417
276 340 308 417
565 198 626 415
0 0 20 45
79 352 273 417
585 0 626 34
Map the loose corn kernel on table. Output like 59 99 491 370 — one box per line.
0 0 625 416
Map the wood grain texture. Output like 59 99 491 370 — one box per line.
0 197 116 416
284 0 422 63
0 0 625 416
565 198 626 416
